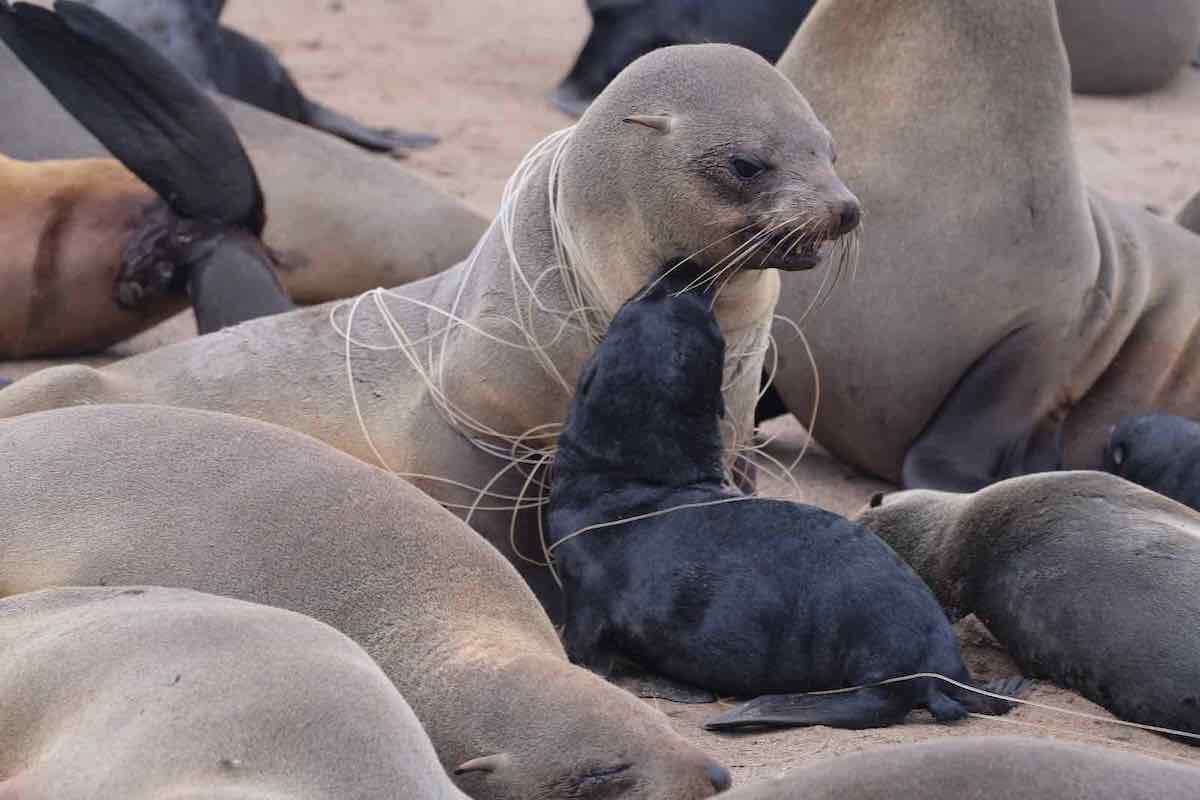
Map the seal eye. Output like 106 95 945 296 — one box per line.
730 156 766 180
1111 445 1126 468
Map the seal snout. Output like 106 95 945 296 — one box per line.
832 198 861 238
705 761 733 793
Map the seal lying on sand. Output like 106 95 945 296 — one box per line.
0 586 469 800
722 736 1200 799
553 0 817 116
858 470 1200 742
764 0 1200 493
1105 413 1200 511
0 42 487 306
0 404 731 800
79 0 437 153
0 1 291 358
0 44 856 612
1056 0 1200 95
549 270 1015 731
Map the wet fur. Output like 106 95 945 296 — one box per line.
548 269 1010 730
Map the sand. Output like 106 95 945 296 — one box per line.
8 0 1200 784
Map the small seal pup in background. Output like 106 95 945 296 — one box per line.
721 736 1200 799
0 0 291 356
547 269 1017 731
0 586 470 800
78 0 437 153
1105 413 1200 512
858 471 1200 742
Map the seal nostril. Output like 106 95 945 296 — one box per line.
838 202 861 236
705 762 733 793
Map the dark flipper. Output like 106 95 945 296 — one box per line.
956 675 1034 716
186 232 294 334
0 1 264 234
704 687 913 732
304 101 439 154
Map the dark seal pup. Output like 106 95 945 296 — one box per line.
0 0 293 339
79 0 436 154
553 0 817 116
1105 413 1200 512
547 269 1017 731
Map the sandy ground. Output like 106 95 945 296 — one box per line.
8 0 1200 787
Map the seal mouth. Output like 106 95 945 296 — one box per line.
746 233 828 272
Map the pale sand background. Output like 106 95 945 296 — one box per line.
10 0 1200 785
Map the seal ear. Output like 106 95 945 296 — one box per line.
622 114 674 134
454 753 511 776
869 492 886 508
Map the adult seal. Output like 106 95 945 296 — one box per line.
0 44 857 611
722 737 1200 799
1055 0 1200 94
0 586 470 800
1104 413 1200 511
548 270 1014 731
0 404 731 800
552 0 817 116
857 470 1200 741
0 0 291 358
78 0 438 153
764 0 1200 492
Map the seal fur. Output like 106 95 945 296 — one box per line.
1104 413 1200 511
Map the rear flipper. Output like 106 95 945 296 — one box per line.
0 1 292 331
954 675 1034 716
305 101 439 155
703 687 914 732
186 232 294 333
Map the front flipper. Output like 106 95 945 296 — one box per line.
957 675 1035 716
704 687 912 732
901 323 1066 491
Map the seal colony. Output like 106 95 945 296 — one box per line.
0 42 858 612
0 404 731 800
0 0 291 358
0 586 471 800
763 0 1200 492
858 471 1200 741
548 270 1015 730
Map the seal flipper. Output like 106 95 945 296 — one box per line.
703 687 913 732
186 232 293 333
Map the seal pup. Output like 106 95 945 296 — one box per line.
1056 0 1200 95
858 470 1200 741
553 0 817 116
0 44 856 612
0 586 470 800
0 403 732 800
721 736 1200 799
1104 413 1200 511
78 0 437 154
548 270 1015 731
766 0 1200 492
0 42 488 305
0 0 292 357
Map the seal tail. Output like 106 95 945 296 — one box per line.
702 687 914 732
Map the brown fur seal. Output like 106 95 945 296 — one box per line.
767 0 1200 492
0 37 488 303
722 736 1200 799
0 43 856 611
0 586 469 799
856 471 1200 741
1056 0 1200 95
0 403 731 799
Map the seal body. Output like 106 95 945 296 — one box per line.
857 470 1200 740
1056 0 1200 94
0 44 852 613
553 0 817 115
0 403 729 800
0 586 468 800
549 273 1009 731
768 0 1200 493
722 736 1200 799
1105 413 1200 511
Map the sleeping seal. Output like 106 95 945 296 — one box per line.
722 736 1200 799
548 269 1014 731
0 43 855 612
764 0 1200 493
0 586 469 800
857 470 1200 741
1105 413 1200 511
78 0 437 153
0 0 291 358
0 403 731 800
